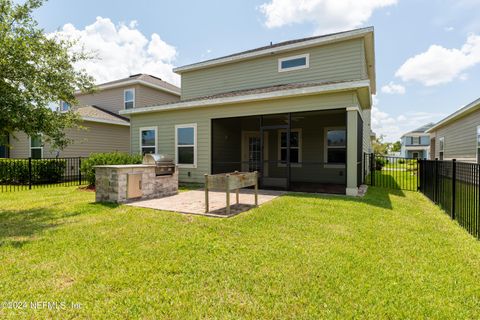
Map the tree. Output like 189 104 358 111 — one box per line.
390 141 402 153
0 0 95 149
372 135 391 155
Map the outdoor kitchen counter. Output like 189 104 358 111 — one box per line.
94 164 178 203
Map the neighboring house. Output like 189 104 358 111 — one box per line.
121 27 375 196
400 123 434 159
5 74 180 158
427 97 480 162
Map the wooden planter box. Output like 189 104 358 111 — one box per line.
204 171 258 214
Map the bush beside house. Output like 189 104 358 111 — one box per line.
81 152 142 186
0 159 66 184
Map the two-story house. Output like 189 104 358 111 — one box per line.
121 27 376 196
427 97 480 162
5 74 180 158
400 123 434 159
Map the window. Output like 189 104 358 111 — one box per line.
325 128 346 165
278 54 309 72
139 127 157 155
124 89 135 109
175 124 197 167
60 101 71 112
278 129 302 165
439 137 444 160
30 135 43 159
477 126 480 163
411 136 420 145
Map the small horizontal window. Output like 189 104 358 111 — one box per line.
278 54 309 72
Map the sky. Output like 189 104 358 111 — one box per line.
31 0 480 142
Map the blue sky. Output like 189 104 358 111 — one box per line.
33 0 480 141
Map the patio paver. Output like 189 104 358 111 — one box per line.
126 189 285 217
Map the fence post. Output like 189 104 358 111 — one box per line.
451 159 456 220
78 157 82 186
417 158 421 191
370 153 375 186
28 157 32 190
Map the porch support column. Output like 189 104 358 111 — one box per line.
346 106 360 196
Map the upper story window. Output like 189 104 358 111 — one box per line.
60 101 71 112
411 136 420 145
439 137 444 160
124 88 135 110
278 54 309 72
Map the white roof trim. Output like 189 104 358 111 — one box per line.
427 97 480 133
81 116 130 126
76 79 180 96
120 80 371 116
174 27 373 74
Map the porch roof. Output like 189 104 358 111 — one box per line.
120 79 371 116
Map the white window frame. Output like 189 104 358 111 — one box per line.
278 53 310 72
29 135 43 159
175 123 197 168
439 136 445 160
412 136 420 145
324 127 346 168
124 88 135 110
277 129 302 167
139 126 157 155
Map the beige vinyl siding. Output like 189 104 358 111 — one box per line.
130 91 358 183
433 108 480 162
134 85 180 107
9 122 130 158
181 39 367 100
76 85 180 115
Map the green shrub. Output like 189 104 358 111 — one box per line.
0 159 66 184
375 158 388 170
81 152 142 186
398 159 405 164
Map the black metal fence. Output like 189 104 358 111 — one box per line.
419 159 480 239
0 157 85 192
364 154 419 191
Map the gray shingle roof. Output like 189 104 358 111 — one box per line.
74 105 130 125
96 74 180 94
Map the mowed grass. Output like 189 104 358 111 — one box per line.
1 186 480 318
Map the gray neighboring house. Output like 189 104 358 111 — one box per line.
4 74 180 159
427 97 480 162
121 27 376 196
400 123 434 159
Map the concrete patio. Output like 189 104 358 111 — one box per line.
126 189 285 217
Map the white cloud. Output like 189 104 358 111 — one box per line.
371 96 444 142
444 26 455 32
259 0 397 34
52 17 180 86
395 34 480 86
381 81 406 94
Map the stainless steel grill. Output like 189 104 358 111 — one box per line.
143 154 175 176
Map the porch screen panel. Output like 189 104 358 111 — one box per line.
357 113 364 186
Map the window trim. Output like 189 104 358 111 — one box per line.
29 135 43 159
59 101 71 112
439 136 445 160
124 88 135 110
278 53 310 72
139 126 158 155
175 123 197 168
277 129 302 167
324 127 346 168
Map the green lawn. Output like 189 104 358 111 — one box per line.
1 186 480 318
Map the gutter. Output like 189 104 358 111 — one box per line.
120 80 371 116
